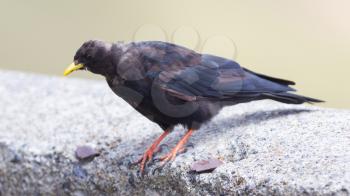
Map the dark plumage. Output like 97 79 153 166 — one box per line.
65 40 323 173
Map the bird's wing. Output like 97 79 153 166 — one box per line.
138 42 295 102
154 54 245 101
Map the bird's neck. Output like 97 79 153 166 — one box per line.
101 42 125 78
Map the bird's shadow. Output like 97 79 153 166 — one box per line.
213 108 312 131
168 108 314 149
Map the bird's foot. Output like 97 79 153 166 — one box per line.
160 146 184 164
134 131 170 174
160 129 194 165
136 147 156 174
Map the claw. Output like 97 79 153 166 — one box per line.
160 129 194 165
135 131 170 174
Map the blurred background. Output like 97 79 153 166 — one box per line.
0 0 349 108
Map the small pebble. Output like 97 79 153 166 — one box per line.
190 158 223 173
75 145 99 161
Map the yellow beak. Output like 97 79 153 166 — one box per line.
63 63 84 76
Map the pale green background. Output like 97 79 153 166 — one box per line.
0 0 349 108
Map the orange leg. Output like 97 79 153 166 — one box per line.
160 129 194 164
137 130 170 174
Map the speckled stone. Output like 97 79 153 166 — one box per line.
0 70 349 195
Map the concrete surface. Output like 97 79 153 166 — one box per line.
0 70 349 195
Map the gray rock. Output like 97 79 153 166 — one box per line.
0 70 349 195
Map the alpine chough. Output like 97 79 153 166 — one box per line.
64 40 323 173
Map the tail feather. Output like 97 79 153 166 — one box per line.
243 68 296 86
262 92 324 104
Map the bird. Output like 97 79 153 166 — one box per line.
64 40 323 173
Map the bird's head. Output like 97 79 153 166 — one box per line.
64 40 115 76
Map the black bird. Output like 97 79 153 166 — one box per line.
64 40 323 173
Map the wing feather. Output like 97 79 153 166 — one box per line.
135 41 294 102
